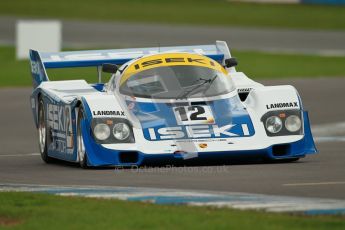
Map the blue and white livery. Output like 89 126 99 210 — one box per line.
29 41 317 168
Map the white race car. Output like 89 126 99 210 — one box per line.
29 41 317 168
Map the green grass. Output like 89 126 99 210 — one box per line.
0 0 345 30
0 192 344 230
235 51 345 79
1 46 345 87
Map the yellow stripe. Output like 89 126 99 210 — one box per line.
120 53 227 85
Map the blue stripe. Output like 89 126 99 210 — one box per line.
302 0 345 5
305 209 345 215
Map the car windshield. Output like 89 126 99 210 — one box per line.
119 65 235 99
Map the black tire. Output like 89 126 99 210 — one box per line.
279 157 300 163
38 98 54 163
266 157 300 163
77 107 89 169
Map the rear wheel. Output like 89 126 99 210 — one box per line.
38 98 53 163
77 107 88 169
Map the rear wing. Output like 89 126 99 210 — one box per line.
29 40 234 88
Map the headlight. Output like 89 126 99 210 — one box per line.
113 123 130 140
93 123 111 140
92 118 135 144
265 116 283 134
285 115 302 132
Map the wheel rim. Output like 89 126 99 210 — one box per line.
77 118 86 163
38 104 46 153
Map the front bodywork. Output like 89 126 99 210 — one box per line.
80 94 316 166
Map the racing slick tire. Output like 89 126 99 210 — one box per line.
38 98 54 163
266 157 300 163
77 107 89 169
276 157 300 163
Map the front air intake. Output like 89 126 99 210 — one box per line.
119 151 139 164
272 144 290 157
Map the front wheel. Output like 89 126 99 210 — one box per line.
77 107 89 169
266 157 301 163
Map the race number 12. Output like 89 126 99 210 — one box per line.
173 105 215 125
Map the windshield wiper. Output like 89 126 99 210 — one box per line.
175 75 218 100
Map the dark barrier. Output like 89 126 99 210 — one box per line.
302 0 345 5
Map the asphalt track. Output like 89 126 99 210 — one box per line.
1 16 345 55
0 78 344 199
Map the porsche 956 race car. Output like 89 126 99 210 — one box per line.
29 41 317 168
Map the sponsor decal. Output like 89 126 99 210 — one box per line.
92 110 125 116
133 57 215 70
237 88 252 93
120 53 227 85
47 104 73 154
30 60 44 83
30 61 40 75
266 102 298 110
199 143 208 149
147 124 250 140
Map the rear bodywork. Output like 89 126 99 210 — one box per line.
29 41 317 167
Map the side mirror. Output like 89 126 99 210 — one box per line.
102 63 118 74
224 58 238 68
